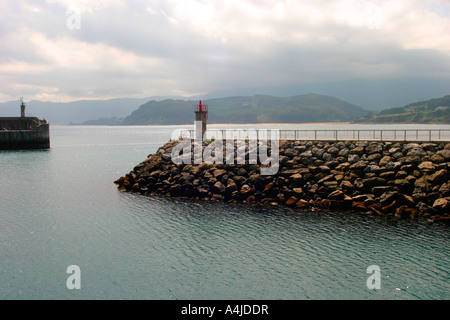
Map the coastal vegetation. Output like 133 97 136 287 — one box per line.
120 94 369 125
360 95 450 124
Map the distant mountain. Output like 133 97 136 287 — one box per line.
0 96 181 125
69 117 124 126
360 95 450 123
121 94 369 125
2 77 446 124
203 78 450 111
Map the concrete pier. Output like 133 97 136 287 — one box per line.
0 117 50 150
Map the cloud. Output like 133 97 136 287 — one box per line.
0 0 448 102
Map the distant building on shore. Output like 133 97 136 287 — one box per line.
0 98 50 150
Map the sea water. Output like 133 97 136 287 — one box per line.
0 124 448 300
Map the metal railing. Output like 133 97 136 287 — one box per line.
179 129 450 142
278 129 450 141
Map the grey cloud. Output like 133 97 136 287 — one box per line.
0 0 449 102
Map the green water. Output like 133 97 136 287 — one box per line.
0 125 448 300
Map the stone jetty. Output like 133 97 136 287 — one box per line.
115 139 450 223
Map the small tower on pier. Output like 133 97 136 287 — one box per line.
195 100 208 140
20 97 26 118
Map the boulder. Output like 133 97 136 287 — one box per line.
340 180 355 191
396 171 408 179
363 177 387 189
350 146 365 155
418 161 435 172
240 184 252 195
367 153 382 162
350 160 369 170
433 198 450 211
379 156 393 166
213 169 228 178
348 154 360 164
365 165 381 173
285 196 298 206
328 190 346 200
437 149 450 161
379 171 396 180
213 181 226 194
311 148 325 159
379 191 399 207
416 202 437 216
327 146 340 155
296 199 310 208
414 176 432 193
366 143 383 154
395 206 418 219
430 154 445 163
406 147 426 157
403 143 421 151
372 186 394 196
385 162 402 171
289 173 304 186
430 169 449 185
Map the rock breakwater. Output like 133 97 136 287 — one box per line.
115 139 450 222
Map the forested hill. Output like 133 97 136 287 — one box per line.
360 95 450 123
120 94 369 125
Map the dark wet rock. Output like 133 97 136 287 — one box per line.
396 171 408 179
350 146 365 155
366 143 383 154
365 165 381 173
432 198 450 213
372 186 394 196
116 139 450 223
379 171 396 180
418 161 436 172
395 206 418 219
439 183 450 197
436 149 450 161
362 177 386 189
385 161 402 171
348 154 360 164
350 160 369 170
430 169 449 185
430 154 445 163
379 156 393 166
367 153 382 162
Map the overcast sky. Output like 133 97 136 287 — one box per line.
0 0 449 102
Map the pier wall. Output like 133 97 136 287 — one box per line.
115 139 450 222
0 118 50 150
